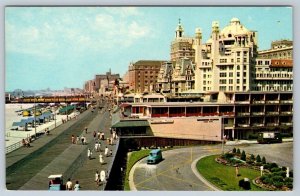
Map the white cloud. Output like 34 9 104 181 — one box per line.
104 7 140 17
5 8 151 58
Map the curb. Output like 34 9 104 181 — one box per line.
191 155 220 191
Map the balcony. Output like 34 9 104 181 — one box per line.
252 100 265 104
266 123 279 127
266 111 280 115
252 123 264 127
266 100 279 104
235 100 250 104
280 111 292 115
280 100 293 104
237 112 250 116
281 122 293 126
252 112 264 116
237 124 250 127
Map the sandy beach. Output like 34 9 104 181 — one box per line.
5 104 79 151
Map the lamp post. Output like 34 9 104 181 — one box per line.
34 96 37 139
221 117 225 154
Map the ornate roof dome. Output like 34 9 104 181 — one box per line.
220 18 249 37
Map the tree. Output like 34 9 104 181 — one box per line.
232 147 236 153
250 154 255 161
256 155 261 162
262 156 266 164
237 148 241 154
241 150 246 161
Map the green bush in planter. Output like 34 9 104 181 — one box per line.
232 147 236 153
272 175 284 182
271 167 282 173
250 154 255 161
262 156 266 164
274 181 284 188
241 150 246 161
256 155 261 162
237 148 241 154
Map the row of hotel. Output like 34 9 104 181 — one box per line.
83 18 293 141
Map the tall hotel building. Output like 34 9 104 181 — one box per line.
113 18 293 141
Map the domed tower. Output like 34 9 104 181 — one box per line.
170 19 195 63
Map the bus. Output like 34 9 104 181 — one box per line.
257 132 282 144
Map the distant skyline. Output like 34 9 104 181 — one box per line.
5 6 292 91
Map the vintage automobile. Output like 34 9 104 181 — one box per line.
147 149 163 164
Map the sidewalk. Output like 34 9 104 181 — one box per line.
6 110 89 169
225 138 293 146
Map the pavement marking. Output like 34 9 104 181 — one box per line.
159 173 209 189
136 184 158 191
134 160 189 187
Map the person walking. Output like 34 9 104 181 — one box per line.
95 171 100 185
110 149 113 156
94 142 99 152
73 180 80 191
99 153 104 165
104 146 109 157
66 178 73 191
71 135 75 144
83 136 87 145
81 135 84 145
93 131 97 140
97 131 101 140
76 135 80 144
87 148 92 160
85 127 88 134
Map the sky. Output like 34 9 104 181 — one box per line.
5 6 293 91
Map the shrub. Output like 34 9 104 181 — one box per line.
274 181 284 188
285 177 293 183
256 155 261 162
272 175 284 182
241 150 246 161
262 156 266 164
282 166 287 171
262 177 273 184
223 153 234 160
289 170 293 178
246 160 253 165
250 154 255 161
260 175 267 181
254 162 262 166
271 167 282 173
270 162 278 168
237 148 241 154
286 182 293 189
232 147 236 153
273 171 287 178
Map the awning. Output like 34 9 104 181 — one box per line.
112 120 149 128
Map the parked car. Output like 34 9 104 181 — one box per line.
147 149 163 164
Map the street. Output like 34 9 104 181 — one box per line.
131 142 293 191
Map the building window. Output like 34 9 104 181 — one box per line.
229 72 233 77
237 51 240 56
237 65 240 70
229 86 233 91
237 72 240 77
220 73 227 77
219 86 226 91
237 79 240 84
244 58 247 62
237 58 240 63
229 79 233 84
